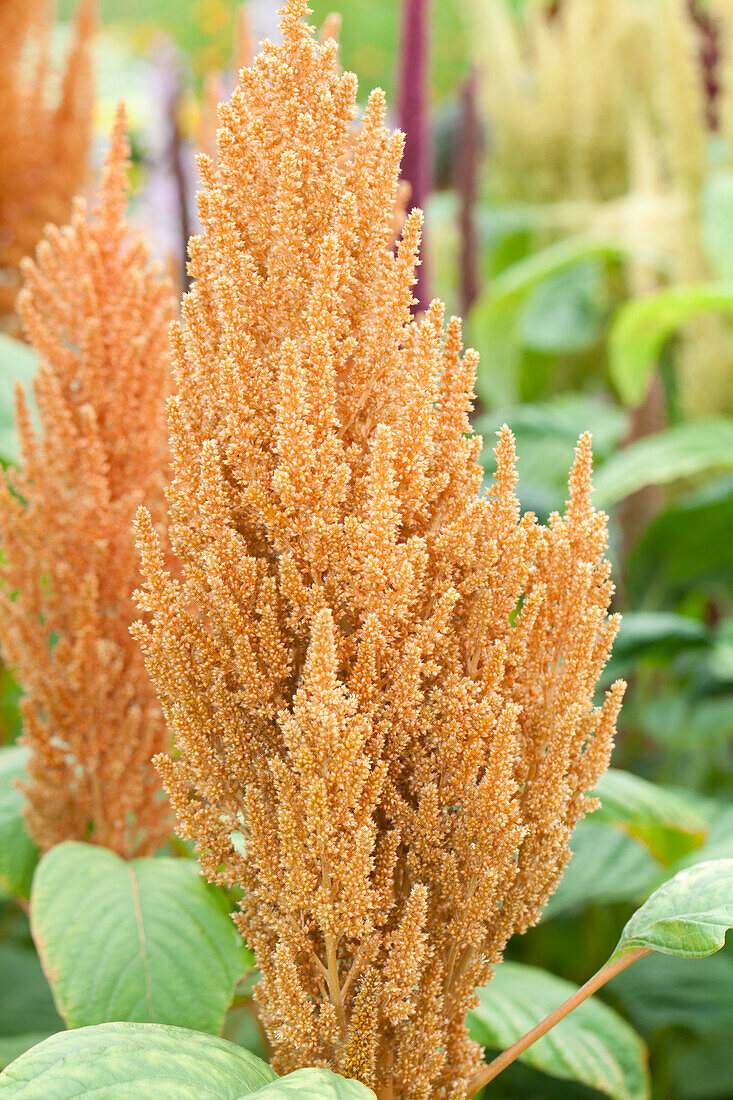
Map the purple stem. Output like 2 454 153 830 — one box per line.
153 39 194 291
454 68 481 317
397 0 432 312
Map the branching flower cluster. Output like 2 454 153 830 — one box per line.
0 0 95 333
0 108 174 858
134 5 625 1096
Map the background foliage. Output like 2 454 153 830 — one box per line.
1 1 731 1098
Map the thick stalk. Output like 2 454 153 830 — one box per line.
397 0 432 312
467 946 651 1097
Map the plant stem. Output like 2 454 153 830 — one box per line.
466 946 651 1097
397 0 432 312
325 930 347 1034
455 68 481 317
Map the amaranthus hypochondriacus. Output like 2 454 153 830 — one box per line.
0 108 174 858
134 4 625 1096
0 0 95 333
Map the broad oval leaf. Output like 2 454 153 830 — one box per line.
31 841 249 1034
0 1022 276 1099
612 859 733 959
593 769 709 863
249 1068 376 1098
0 1036 54 1075
468 962 649 1100
0 334 37 465
593 419 733 508
0 745 39 898
608 283 733 406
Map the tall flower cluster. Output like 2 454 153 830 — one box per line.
0 0 95 333
0 108 174 858
135 4 624 1096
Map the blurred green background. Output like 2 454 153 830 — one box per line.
2 3 732 1099
58 0 468 98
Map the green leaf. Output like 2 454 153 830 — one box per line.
30 841 249 1034
249 1068 376 1098
469 238 624 406
519 259 607 355
700 169 733 279
612 859 733 959
0 334 37 465
593 769 709 863
0 1036 55 1074
593 419 733 508
671 803 733 871
609 948 733 1035
469 962 649 1100
543 820 661 919
0 746 39 899
626 475 733 603
608 614 709 664
608 283 733 406
0 1022 276 1099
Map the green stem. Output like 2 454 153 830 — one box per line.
466 946 651 1097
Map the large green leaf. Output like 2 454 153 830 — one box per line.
671 802 733 871
30 842 249 1034
612 859 733 959
609 948 733 1035
519 259 607 355
608 284 733 406
0 334 37 464
0 1036 54 1074
250 1069 376 1098
543 821 661 920
626 475 733 603
469 238 624 406
593 419 733 508
0 1022 276 1099
468 962 649 1100
592 769 709 863
0 745 39 899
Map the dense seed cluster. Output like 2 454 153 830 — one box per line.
134 4 625 1096
0 109 174 858
0 0 95 333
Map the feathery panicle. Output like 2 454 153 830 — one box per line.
0 0 96 332
135 4 624 1095
469 0 711 204
0 106 175 858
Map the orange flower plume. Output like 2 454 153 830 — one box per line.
0 106 174 859
134 3 625 1095
0 0 96 333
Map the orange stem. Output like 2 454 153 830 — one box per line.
467 946 651 1097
